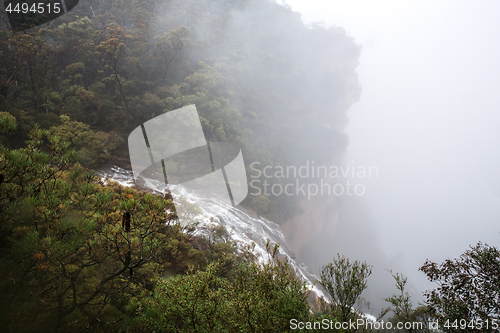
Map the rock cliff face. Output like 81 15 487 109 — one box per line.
280 161 343 258
280 92 357 270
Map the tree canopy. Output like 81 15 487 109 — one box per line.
420 242 500 333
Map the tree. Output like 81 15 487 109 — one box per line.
319 254 372 323
231 240 311 332
49 114 111 167
95 23 136 121
381 271 435 333
132 240 311 333
154 26 190 83
133 259 236 332
383 271 413 324
0 113 176 332
420 242 500 333
0 111 17 137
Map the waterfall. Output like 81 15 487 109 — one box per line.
96 165 329 301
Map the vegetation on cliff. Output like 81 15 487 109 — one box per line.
0 0 360 221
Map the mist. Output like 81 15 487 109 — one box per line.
2 0 499 327
286 0 500 308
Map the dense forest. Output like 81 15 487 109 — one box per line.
0 0 360 222
0 0 498 332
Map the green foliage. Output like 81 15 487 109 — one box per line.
0 116 177 332
132 240 311 333
135 259 236 332
383 271 413 323
49 115 111 167
230 240 311 332
319 254 372 324
251 194 272 215
420 242 500 333
380 271 436 333
0 112 17 142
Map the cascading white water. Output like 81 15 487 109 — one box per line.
96 165 329 300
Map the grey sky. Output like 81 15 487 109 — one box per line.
285 0 500 293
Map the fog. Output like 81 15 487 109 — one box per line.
285 0 500 305
4 0 500 329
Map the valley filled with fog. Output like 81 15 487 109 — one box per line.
287 0 500 309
